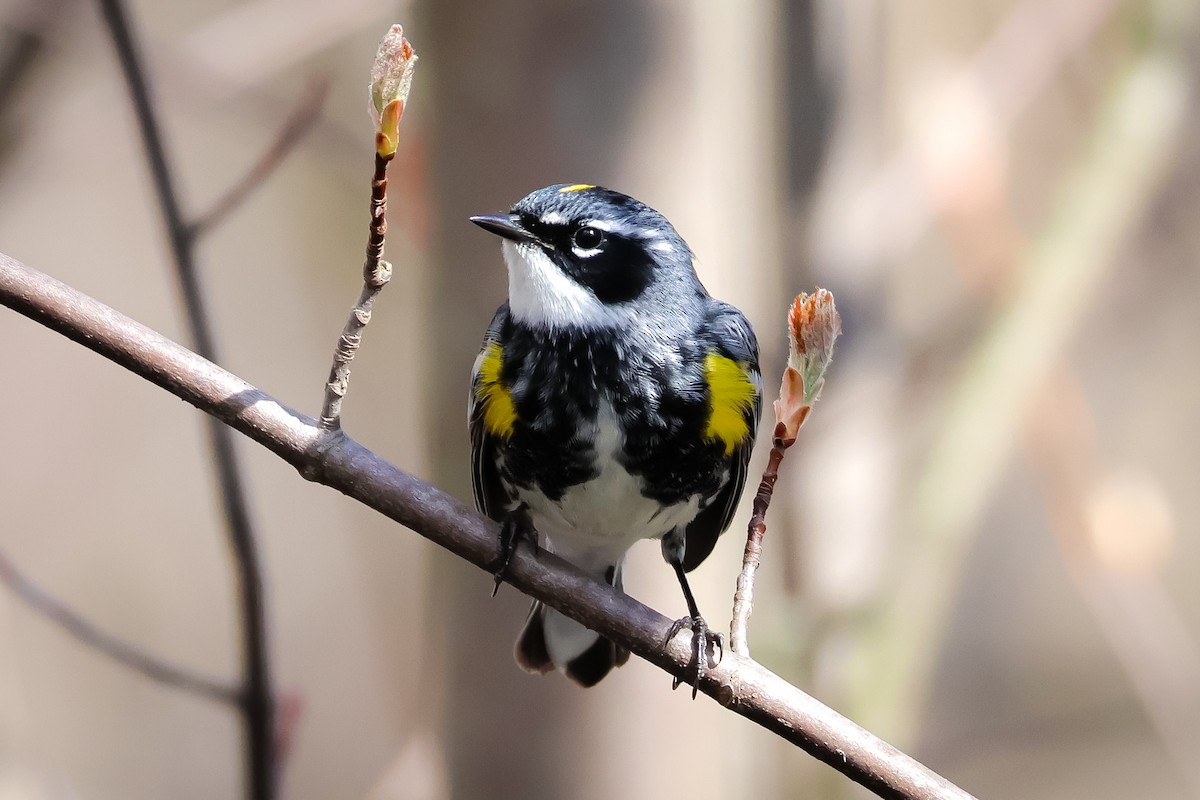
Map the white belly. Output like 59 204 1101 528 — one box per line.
517 401 700 569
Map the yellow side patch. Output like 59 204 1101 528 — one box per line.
704 353 757 456
476 342 517 438
559 183 595 193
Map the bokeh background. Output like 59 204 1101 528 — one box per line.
2 0 1199 798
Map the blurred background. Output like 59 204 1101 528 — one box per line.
1 0 1198 797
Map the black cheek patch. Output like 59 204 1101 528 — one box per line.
571 238 654 304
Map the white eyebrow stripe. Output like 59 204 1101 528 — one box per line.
584 220 664 242
540 211 568 225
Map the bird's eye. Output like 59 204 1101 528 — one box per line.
572 226 606 251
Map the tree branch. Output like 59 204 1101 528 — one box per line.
96 1 274 796
0 251 976 800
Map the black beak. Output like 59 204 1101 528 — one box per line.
469 213 538 244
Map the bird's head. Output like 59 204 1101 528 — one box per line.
471 184 700 330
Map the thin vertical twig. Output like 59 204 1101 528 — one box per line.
729 430 790 656
319 152 392 429
95 1 274 797
730 290 839 656
318 24 415 429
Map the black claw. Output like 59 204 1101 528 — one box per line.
663 552 722 698
665 614 723 698
491 505 535 596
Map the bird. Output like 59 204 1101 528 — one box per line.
468 183 761 689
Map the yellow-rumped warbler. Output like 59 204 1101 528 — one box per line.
469 184 761 687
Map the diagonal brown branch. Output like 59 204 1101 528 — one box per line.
0 251 977 800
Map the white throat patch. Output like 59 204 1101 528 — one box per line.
502 240 628 330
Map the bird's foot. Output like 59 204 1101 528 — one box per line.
490 506 535 597
665 614 724 699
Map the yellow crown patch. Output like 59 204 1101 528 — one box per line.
559 184 596 193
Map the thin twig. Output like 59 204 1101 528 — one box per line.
0 546 239 704
317 25 415 429
0 251 977 800
319 152 393 430
731 290 839 656
189 75 331 240
96 1 274 797
730 427 791 657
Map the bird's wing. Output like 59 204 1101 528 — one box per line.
683 303 762 572
469 304 514 521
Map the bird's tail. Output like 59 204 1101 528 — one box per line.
514 562 629 687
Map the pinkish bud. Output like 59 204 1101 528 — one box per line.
773 289 840 443
787 289 840 405
773 367 808 444
370 24 417 159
